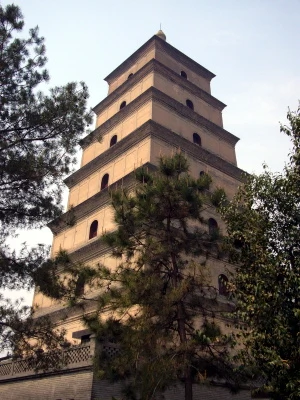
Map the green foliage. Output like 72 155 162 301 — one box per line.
222 104 300 399
86 153 242 399
0 4 92 235
0 4 92 356
210 188 227 208
35 250 98 303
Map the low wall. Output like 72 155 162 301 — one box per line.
0 344 92 382
91 379 253 400
0 344 94 400
0 369 94 400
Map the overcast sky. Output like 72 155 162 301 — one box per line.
3 0 300 302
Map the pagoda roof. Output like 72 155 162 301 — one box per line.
104 35 215 84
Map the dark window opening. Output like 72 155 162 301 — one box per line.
199 171 205 176
208 218 218 236
89 220 98 239
218 274 229 296
128 73 133 79
120 101 126 110
110 135 118 147
234 237 245 249
81 334 91 345
180 70 187 79
100 173 109 190
75 275 85 297
193 133 201 146
186 99 194 110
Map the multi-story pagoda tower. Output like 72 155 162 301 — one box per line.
32 29 244 343
0 30 257 400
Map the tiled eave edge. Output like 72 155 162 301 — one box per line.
104 35 215 85
81 86 238 150
34 282 236 326
34 255 239 322
153 87 238 145
151 120 244 178
51 121 246 235
34 298 98 325
80 87 152 149
66 119 243 190
93 58 225 115
49 166 154 236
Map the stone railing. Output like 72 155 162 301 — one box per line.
0 343 93 381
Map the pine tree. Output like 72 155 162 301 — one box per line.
85 153 240 400
222 105 300 399
0 4 92 356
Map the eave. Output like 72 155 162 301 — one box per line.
93 58 226 116
52 120 246 236
66 120 243 190
104 35 215 84
81 87 237 150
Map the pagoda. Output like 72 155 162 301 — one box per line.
0 31 254 400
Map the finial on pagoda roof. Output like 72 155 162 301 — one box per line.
156 25 166 41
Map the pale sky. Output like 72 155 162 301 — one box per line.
3 0 300 303
15 0 299 174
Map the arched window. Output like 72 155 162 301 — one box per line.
110 135 117 147
193 133 201 146
186 99 194 110
128 73 133 79
218 274 229 296
180 70 187 79
120 101 126 110
75 275 85 296
100 173 109 190
89 220 98 239
208 218 218 236
199 171 205 176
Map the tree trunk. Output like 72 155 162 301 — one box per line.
169 219 193 400
184 366 193 400
177 301 193 400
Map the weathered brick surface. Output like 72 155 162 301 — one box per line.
0 370 93 400
0 371 270 400
91 379 253 400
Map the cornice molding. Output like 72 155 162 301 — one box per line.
49 171 147 235
82 87 237 150
80 88 152 149
155 37 216 80
34 298 100 325
155 60 226 110
68 231 239 272
93 60 154 115
104 37 156 84
69 238 111 264
66 125 152 188
35 282 236 326
67 119 241 191
105 35 215 84
53 121 246 236
152 87 238 145
93 59 226 116
150 120 242 176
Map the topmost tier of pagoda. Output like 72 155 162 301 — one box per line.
102 30 216 97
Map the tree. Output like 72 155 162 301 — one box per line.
84 153 242 400
0 4 92 356
222 105 300 399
